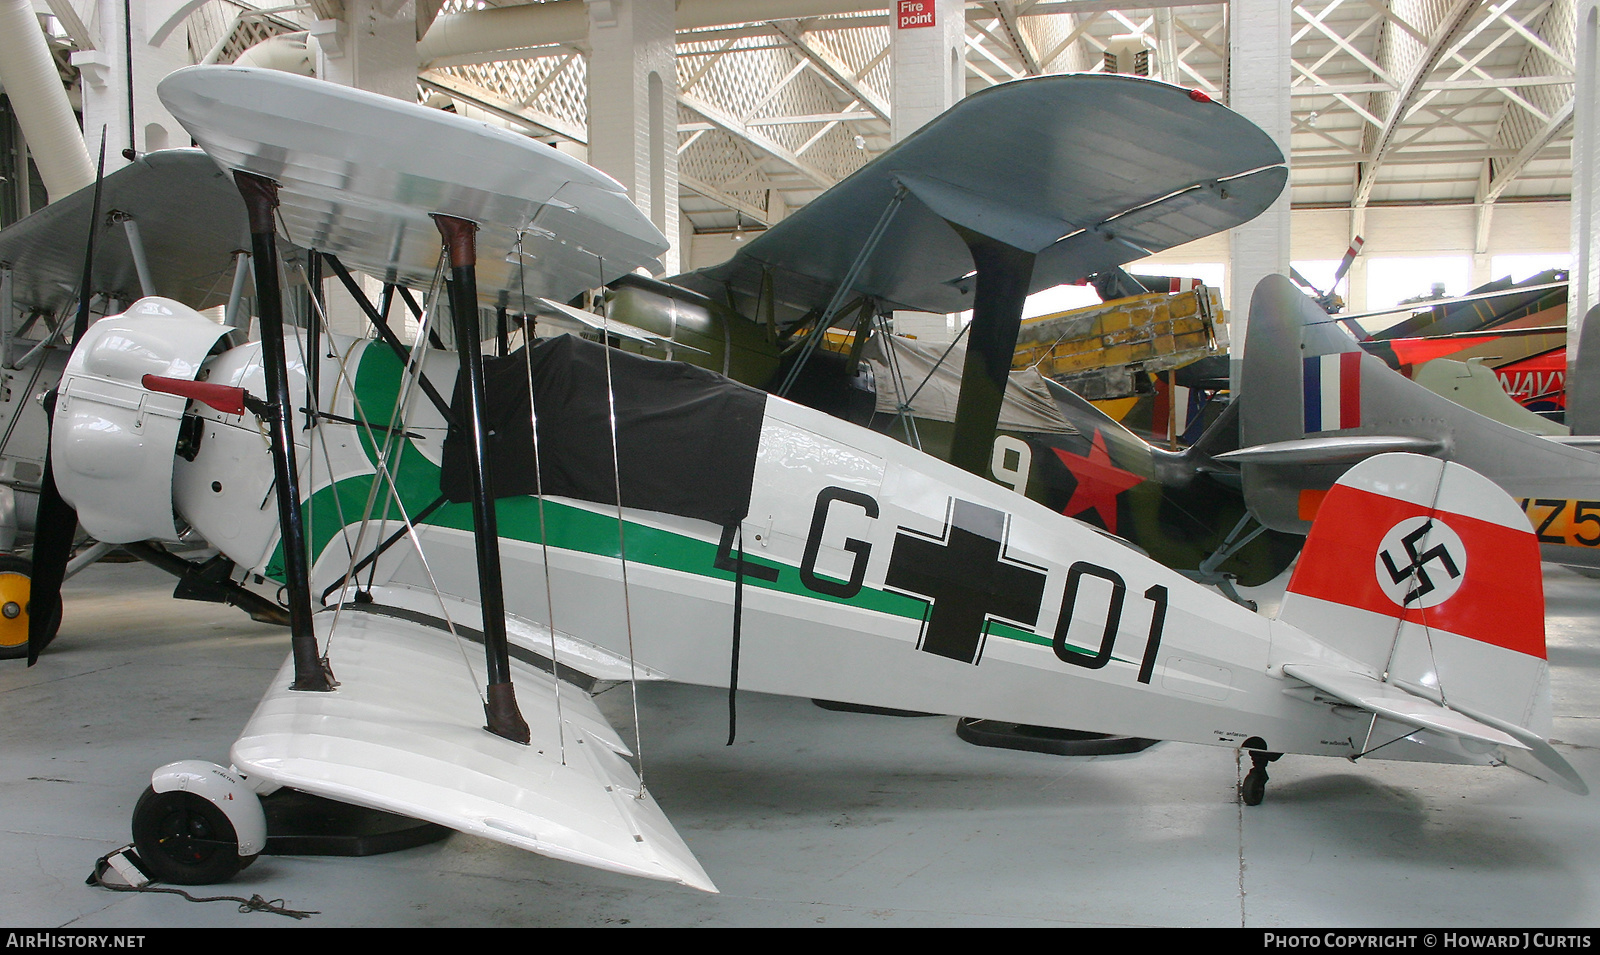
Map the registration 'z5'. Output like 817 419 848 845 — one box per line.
1518 497 1600 547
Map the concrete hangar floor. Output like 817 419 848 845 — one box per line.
2 557 1599 928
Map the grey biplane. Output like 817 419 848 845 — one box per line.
595 72 1292 585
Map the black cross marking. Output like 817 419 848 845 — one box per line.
1379 520 1462 605
884 499 1047 665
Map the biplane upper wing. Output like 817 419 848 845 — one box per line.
672 74 1287 326
157 66 669 306
0 149 246 313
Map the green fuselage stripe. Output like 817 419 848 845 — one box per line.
271 345 1122 662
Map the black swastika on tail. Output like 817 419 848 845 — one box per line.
1380 519 1462 605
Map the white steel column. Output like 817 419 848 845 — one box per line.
73 0 191 173
889 0 965 143
1226 0 1292 390
587 0 679 274
1571 4 1600 353
314 0 419 102
1569 0 1600 431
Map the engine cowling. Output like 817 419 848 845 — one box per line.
52 297 230 543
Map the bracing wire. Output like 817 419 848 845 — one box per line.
1380 457 1451 704
352 257 449 599
306 255 486 703
286 261 356 572
594 254 647 794
516 229 567 763
1024 320 1079 373
268 213 475 691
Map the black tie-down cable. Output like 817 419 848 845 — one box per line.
87 846 318 920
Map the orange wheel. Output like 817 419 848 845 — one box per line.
0 555 31 660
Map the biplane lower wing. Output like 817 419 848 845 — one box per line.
231 608 717 892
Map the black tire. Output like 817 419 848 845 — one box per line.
1241 768 1267 807
131 786 253 885
0 555 35 660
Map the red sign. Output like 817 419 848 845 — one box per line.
898 1 935 29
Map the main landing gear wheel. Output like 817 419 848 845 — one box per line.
131 786 257 884
0 555 34 660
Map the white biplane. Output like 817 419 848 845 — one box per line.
34 67 1583 894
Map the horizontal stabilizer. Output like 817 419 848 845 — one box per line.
1424 690 1590 795
1217 434 1444 466
1543 434 1600 452
1281 663 1526 752
232 608 716 892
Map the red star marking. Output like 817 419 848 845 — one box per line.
1052 430 1143 533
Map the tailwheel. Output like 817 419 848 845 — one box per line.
1241 767 1268 806
131 786 256 885
1240 740 1281 807
0 555 33 660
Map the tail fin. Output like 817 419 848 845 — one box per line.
1236 274 1450 533
1239 273 1368 450
1567 303 1600 435
1277 452 1584 793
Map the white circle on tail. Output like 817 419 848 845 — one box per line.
1374 516 1466 609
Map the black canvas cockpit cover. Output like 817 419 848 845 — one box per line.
440 334 767 526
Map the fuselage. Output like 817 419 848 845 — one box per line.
173 334 1388 761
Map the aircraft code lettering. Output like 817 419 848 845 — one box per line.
800 488 1168 679
800 488 877 598
1517 498 1600 547
1052 562 1167 684
1052 562 1125 669
715 524 781 582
